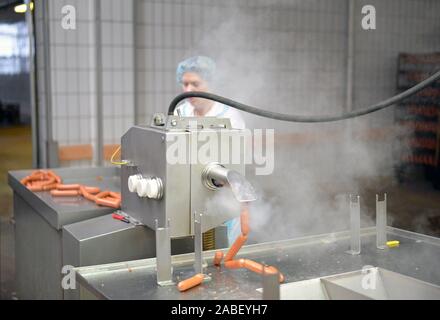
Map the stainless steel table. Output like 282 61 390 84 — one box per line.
8 167 120 299
75 227 440 300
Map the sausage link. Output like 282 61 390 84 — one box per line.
80 186 97 201
242 260 285 283
27 185 43 191
28 181 45 187
50 189 80 197
42 183 59 191
47 170 62 183
224 234 248 262
177 274 204 292
213 251 224 266
84 192 97 201
265 266 285 283
83 186 101 194
95 197 121 208
29 171 45 180
57 184 81 190
95 191 110 199
109 191 121 199
224 259 245 269
240 204 250 236
243 259 264 274
39 177 56 187
20 176 31 184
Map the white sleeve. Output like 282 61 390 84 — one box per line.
227 109 246 129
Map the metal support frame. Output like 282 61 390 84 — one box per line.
262 268 280 300
132 0 139 125
193 212 203 274
41 0 59 167
24 0 38 168
346 194 361 255
94 0 104 166
376 193 387 249
193 212 211 281
155 219 174 286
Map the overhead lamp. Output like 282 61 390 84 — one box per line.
14 2 34 13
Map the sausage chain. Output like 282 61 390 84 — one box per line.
178 202 284 293
214 202 285 283
21 170 121 209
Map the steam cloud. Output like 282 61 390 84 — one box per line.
191 2 413 242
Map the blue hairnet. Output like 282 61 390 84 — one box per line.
176 56 216 84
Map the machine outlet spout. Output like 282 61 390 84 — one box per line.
202 163 257 202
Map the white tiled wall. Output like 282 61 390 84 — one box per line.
34 0 440 167
135 0 349 130
35 0 134 167
101 0 134 146
134 0 440 130
352 0 440 127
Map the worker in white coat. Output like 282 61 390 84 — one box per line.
174 56 245 129
174 56 244 244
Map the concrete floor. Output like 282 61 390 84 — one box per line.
0 126 439 299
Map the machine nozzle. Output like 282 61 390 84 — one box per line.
202 163 257 202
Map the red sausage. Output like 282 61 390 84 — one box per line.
224 234 248 262
242 260 285 283
39 177 56 187
224 259 245 269
57 184 81 190
265 266 285 283
50 189 80 197
243 259 264 274
83 186 101 194
109 191 121 199
95 197 121 209
213 251 224 266
95 191 110 199
29 171 45 180
177 274 204 292
240 204 250 236
27 185 43 191
80 186 97 201
21 176 31 184
42 183 59 191
47 170 62 183
28 181 45 187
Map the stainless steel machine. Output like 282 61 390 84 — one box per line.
119 114 256 284
7 114 257 298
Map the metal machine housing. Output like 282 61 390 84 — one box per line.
121 115 247 238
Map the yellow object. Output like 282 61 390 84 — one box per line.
14 2 33 13
110 145 128 165
386 240 400 248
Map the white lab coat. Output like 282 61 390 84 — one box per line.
174 101 246 129
174 100 244 244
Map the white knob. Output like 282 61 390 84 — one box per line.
128 175 141 193
146 179 160 199
136 179 149 197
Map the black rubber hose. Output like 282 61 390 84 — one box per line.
168 70 440 123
